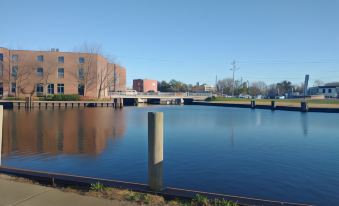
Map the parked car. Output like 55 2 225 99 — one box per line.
239 94 252 99
125 90 138 95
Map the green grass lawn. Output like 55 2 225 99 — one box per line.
206 97 339 105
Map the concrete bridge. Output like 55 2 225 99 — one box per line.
107 93 211 105
108 92 211 101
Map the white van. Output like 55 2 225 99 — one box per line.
125 90 138 95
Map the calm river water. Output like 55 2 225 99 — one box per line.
2 105 339 205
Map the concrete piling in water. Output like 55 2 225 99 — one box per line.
114 98 118 109
301 101 308 112
271 101 276 110
148 112 164 191
120 98 124 108
25 97 29 109
0 106 3 165
251 100 256 109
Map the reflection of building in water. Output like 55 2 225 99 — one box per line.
2 108 125 155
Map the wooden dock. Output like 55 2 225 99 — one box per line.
0 99 124 109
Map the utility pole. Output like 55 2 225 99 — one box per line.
230 60 239 97
247 80 250 96
215 75 218 93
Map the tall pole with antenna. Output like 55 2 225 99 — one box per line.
215 75 218 92
230 60 239 97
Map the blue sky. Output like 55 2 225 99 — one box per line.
1 0 338 87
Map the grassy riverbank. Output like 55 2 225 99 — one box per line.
206 97 339 108
1 174 238 206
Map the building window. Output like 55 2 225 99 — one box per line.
0 83 3 96
78 84 84 96
12 66 18 77
322 89 326 93
0 53 3 61
328 89 332 93
11 83 16 93
12 55 18 61
79 57 85 64
58 56 64 63
37 55 44 62
48 84 54 94
37 68 44 76
58 68 64 78
57 84 64 94
78 68 84 80
36 84 44 94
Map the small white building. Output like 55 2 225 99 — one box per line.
192 84 215 93
317 86 339 98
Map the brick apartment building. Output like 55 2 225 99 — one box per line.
0 47 126 98
133 79 157 93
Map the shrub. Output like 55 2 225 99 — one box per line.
90 182 106 192
192 194 210 206
51 94 80 101
191 195 238 206
80 96 98 101
4 96 25 100
124 191 150 204
212 199 238 206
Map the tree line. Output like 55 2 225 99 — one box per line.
216 78 334 97
157 78 335 97
158 79 194 92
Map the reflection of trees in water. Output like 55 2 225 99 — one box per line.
2 108 125 156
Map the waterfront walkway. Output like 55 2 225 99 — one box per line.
0 176 136 206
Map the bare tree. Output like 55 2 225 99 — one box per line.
0 54 9 96
293 82 305 93
39 54 58 97
76 43 101 97
313 79 324 87
97 62 114 99
267 84 278 98
217 78 234 95
250 81 267 96
11 54 35 98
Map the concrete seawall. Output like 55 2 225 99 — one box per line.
0 166 312 206
190 101 339 113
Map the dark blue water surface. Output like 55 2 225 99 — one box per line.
2 106 339 205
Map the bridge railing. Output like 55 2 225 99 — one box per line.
108 91 213 97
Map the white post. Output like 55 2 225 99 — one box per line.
148 112 163 191
0 106 3 166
